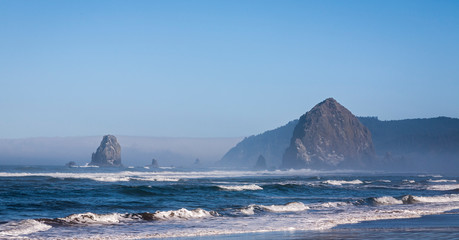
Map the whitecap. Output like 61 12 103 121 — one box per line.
217 184 263 191
152 208 217 220
322 180 363 186
427 184 459 191
373 196 403 205
59 212 126 224
240 202 309 215
0 219 52 236
427 179 457 183
403 194 459 203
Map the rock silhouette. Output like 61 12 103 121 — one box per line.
282 98 374 169
90 135 122 167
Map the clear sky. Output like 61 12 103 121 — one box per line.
1 0 458 138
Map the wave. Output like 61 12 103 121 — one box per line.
403 179 415 183
372 196 403 205
418 174 443 178
427 184 459 191
5 192 459 239
217 184 263 191
0 219 51 237
310 201 351 209
40 208 218 227
402 194 459 204
0 169 356 183
322 179 363 186
427 179 457 183
377 179 391 183
150 208 218 220
241 202 309 215
57 212 126 224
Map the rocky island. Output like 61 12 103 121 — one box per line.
282 98 374 169
90 135 122 167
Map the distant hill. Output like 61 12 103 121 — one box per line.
219 120 298 168
358 116 459 155
220 114 459 172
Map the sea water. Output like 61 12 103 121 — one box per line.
0 165 458 239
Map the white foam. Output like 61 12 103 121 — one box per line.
373 196 403 205
419 174 443 178
427 184 459 191
404 194 459 203
403 179 415 183
59 212 126 224
377 179 391 183
22 194 459 239
322 180 363 186
79 163 99 168
427 179 457 183
0 169 337 184
0 219 51 237
152 208 216 220
311 201 350 209
262 202 309 212
217 184 263 191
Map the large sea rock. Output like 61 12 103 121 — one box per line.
90 135 122 167
282 98 374 169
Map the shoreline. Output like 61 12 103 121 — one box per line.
160 210 459 240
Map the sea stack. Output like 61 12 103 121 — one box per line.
90 135 122 167
151 158 159 168
254 155 267 170
282 98 374 169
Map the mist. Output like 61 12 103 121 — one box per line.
0 136 242 167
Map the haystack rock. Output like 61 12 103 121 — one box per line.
282 98 374 169
90 135 122 167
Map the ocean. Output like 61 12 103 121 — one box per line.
1 165 458 239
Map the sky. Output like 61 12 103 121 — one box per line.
1 0 459 138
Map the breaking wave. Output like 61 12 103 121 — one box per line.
149 208 218 220
0 219 52 237
427 184 459 191
241 202 309 215
427 179 457 183
322 179 363 186
372 196 403 205
217 184 263 191
402 194 459 203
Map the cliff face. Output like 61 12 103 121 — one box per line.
282 98 374 169
90 135 122 167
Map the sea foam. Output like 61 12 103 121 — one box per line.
151 208 217 220
372 196 403 205
0 219 52 237
322 179 363 186
58 212 126 224
217 184 263 191
427 184 459 191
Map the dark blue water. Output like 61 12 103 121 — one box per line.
0 165 458 239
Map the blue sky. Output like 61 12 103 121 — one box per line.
1 0 458 138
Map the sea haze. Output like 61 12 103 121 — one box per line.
0 136 242 166
0 166 458 239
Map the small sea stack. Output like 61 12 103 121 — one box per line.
90 135 122 167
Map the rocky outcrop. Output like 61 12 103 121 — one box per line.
254 155 267 170
151 158 159 168
90 135 122 167
282 98 374 169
